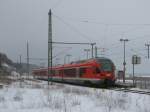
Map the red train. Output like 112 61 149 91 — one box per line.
33 57 116 86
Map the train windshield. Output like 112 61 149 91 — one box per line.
97 59 113 72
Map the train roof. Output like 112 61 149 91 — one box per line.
32 57 113 71
71 57 112 64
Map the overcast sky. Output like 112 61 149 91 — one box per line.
1 0 150 74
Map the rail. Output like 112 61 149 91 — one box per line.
108 88 150 95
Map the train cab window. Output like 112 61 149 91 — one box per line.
79 68 86 77
98 59 112 72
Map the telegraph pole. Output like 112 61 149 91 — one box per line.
19 55 22 76
120 38 129 83
145 44 150 59
48 9 53 85
27 41 29 79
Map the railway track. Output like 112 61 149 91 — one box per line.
107 88 150 95
28 78 150 96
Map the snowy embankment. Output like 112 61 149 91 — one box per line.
0 80 150 112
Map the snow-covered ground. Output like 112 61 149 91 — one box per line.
0 80 150 112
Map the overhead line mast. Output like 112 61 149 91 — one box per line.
27 41 29 79
47 10 96 85
145 44 150 59
48 9 53 85
120 38 129 83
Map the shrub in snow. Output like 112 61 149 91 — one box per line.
44 91 66 110
71 96 81 107
11 71 20 78
115 93 128 110
13 90 23 101
0 96 5 103
63 87 90 96
48 95 68 110
63 87 72 94
71 88 89 95
143 108 150 112
104 92 114 112
53 97 64 109
94 90 103 99
32 84 43 89
92 90 129 111
1 81 150 112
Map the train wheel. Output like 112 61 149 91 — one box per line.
104 79 115 87
84 81 92 86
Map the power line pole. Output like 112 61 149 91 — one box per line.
91 43 95 58
55 58 60 65
20 55 22 65
19 55 22 76
0 54 1 68
64 54 72 64
19 54 22 85
67 54 72 63
95 46 98 58
84 49 90 59
120 38 129 83
48 9 53 85
99 48 107 56
27 41 29 79
145 44 150 59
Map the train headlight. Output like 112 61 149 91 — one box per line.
106 74 111 77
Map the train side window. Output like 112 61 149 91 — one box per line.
79 68 86 77
58 70 61 74
55 70 59 75
96 67 101 73
48 70 55 75
52 70 55 75
64 68 76 77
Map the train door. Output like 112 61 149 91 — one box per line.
76 67 80 78
86 67 95 78
59 69 64 81
79 67 86 78
93 67 101 78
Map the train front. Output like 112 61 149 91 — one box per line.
96 58 116 86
